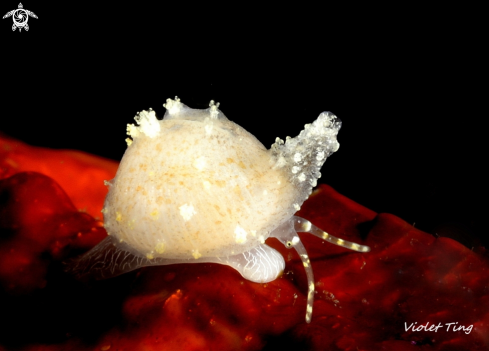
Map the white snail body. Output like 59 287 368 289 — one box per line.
71 97 370 323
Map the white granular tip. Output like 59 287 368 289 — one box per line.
179 203 196 221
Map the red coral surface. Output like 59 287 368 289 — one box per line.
0 134 488 351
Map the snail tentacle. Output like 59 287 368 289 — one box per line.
292 216 370 253
270 217 370 323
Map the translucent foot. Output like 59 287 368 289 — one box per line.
67 236 285 284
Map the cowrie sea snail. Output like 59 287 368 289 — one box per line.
71 97 370 323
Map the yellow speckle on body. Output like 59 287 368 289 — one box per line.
146 253 154 259
203 180 211 189
192 250 202 259
116 212 122 222
150 210 159 219
155 242 165 254
127 219 136 229
233 185 243 200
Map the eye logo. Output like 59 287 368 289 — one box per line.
3 3 38 32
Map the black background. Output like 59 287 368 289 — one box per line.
1 3 486 248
